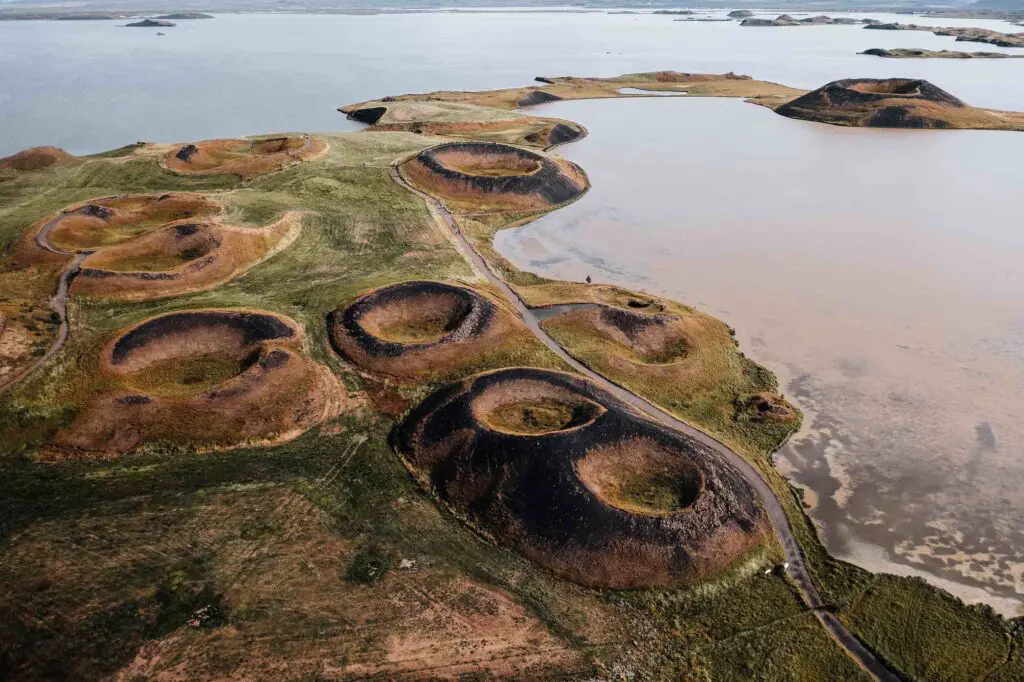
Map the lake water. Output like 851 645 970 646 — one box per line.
2 9 1024 155
2 9 1023 614
496 96 1024 615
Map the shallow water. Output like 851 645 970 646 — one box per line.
2 10 1024 155
495 95 1024 615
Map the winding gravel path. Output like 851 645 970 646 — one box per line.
0 212 85 395
390 160 901 682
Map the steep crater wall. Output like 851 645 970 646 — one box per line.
393 367 767 589
401 142 588 212
49 309 343 457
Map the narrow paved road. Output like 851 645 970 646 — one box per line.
0 212 85 395
391 162 901 682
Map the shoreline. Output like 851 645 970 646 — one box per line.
477 91 1024 617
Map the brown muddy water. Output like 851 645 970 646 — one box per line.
495 96 1024 616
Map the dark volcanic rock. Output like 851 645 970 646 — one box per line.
515 90 563 107
154 13 213 20
414 141 585 206
174 143 199 163
394 368 765 588
110 311 293 366
76 204 115 220
347 106 388 124
776 78 968 129
544 122 584 147
125 18 175 27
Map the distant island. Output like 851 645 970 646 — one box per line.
124 18 175 27
866 22 1024 48
154 13 214 20
742 14 882 27
861 47 1022 59
775 77 1024 130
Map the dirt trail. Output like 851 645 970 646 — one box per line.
390 160 902 682
0 213 86 395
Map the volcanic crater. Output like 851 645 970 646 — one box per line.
592 305 690 365
327 280 527 381
773 77 1015 129
393 367 767 589
39 193 299 300
162 134 325 177
50 309 344 457
400 142 588 212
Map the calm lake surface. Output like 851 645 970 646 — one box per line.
497 96 1024 615
2 10 1024 155
2 9 1023 613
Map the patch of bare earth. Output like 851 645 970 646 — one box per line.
0 145 76 171
94 489 585 681
162 135 326 177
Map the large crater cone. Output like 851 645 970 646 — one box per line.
325 280 538 385
402 141 588 211
50 309 343 456
330 280 494 359
776 78 969 128
393 368 767 589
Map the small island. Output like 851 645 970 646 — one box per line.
774 77 1024 130
124 18 175 28
865 22 1024 47
742 14 881 27
861 47 1021 59
154 13 214 20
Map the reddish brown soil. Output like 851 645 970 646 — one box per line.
161 135 326 177
73 213 300 301
46 193 222 251
28 193 299 301
0 146 76 171
46 309 348 458
329 280 533 382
